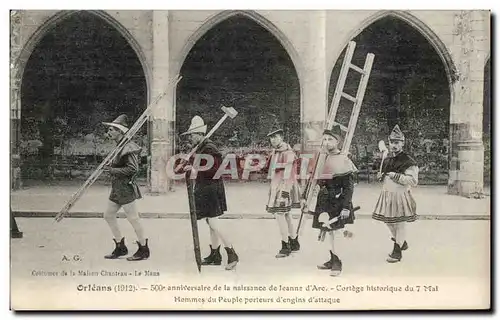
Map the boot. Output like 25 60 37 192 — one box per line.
289 236 300 252
387 242 402 263
127 239 150 261
401 241 408 251
330 254 342 277
317 251 334 270
224 247 239 270
201 245 222 266
104 237 128 259
275 240 291 258
391 237 408 251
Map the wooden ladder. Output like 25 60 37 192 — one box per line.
297 40 375 234
326 40 375 154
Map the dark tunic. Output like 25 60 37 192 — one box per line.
108 141 142 205
381 151 417 176
309 152 357 231
189 140 227 220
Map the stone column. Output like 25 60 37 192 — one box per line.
448 11 489 197
10 11 23 190
301 10 327 152
149 10 173 194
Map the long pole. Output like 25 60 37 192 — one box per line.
186 171 202 273
55 75 182 222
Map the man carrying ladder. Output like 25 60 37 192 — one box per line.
298 41 374 276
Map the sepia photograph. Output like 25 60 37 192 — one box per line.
9 8 491 311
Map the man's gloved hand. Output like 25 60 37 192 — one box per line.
174 159 192 175
340 208 350 220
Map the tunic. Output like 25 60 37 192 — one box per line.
372 151 418 223
108 141 142 205
266 143 301 213
308 151 358 230
189 140 228 220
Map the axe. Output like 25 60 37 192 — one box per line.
175 106 238 172
378 140 389 176
180 106 238 273
317 206 360 241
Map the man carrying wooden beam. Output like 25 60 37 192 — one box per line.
176 115 239 271
101 114 150 261
308 125 358 277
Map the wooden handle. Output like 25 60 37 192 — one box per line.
176 113 230 170
379 153 387 175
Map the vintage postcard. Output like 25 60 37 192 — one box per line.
10 9 491 310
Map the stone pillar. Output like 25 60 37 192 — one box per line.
10 11 22 190
149 10 173 194
448 11 489 197
301 10 327 152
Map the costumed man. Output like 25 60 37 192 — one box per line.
372 125 418 263
266 127 301 258
309 126 357 276
102 114 150 261
176 116 239 271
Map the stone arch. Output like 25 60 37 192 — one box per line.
14 10 152 103
173 10 304 97
327 11 456 184
174 10 305 155
13 10 152 184
328 10 458 104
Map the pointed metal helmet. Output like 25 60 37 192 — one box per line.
389 124 405 141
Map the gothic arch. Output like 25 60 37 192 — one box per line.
328 10 458 103
14 10 152 102
173 10 304 96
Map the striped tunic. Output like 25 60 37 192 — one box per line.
266 143 301 213
372 151 419 223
